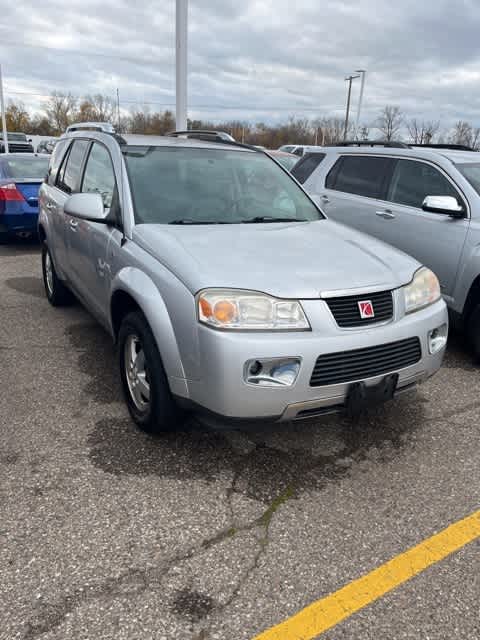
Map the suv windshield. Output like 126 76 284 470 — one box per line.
456 162 480 195
123 146 322 224
0 133 27 142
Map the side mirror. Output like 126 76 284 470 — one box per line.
422 195 465 218
64 193 108 222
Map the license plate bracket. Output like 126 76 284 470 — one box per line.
345 373 399 417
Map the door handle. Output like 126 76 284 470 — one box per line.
69 219 79 230
320 195 330 204
375 210 395 220
45 202 55 210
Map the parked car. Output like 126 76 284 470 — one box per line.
267 150 299 171
38 127 448 432
0 132 34 153
297 144 480 357
37 139 57 154
0 153 50 240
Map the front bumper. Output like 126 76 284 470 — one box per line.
179 297 448 422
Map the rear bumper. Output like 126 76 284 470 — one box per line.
178 298 448 422
0 213 38 235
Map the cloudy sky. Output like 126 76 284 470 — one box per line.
1 0 480 129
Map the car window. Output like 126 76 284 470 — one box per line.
291 153 326 184
123 146 323 224
387 159 460 209
454 162 480 195
47 139 69 186
326 155 393 199
293 147 304 157
4 156 50 180
56 140 89 194
81 143 116 208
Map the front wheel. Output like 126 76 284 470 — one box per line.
41 242 72 306
118 311 184 433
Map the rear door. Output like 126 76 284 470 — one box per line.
377 158 470 298
319 154 396 235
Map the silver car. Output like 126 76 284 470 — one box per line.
295 144 480 358
38 129 448 432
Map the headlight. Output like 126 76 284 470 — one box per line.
198 289 310 330
404 267 441 314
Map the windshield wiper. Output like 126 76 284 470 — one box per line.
241 216 309 224
168 218 228 225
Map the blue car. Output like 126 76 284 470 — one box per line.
0 153 50 240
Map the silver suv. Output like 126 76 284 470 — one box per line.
38 129 448 432
296 144 480 358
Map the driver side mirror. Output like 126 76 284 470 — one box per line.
422 195 465 218
64 193 109 223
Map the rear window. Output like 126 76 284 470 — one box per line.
4 156 49 180
291 153 326 184
326 155 393 199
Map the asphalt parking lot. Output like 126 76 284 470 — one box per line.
1 240 479 640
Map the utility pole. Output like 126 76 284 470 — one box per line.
354 70 367 140
116 88 121 132
176 0 188 130
343 73 360 142
0 64 9 154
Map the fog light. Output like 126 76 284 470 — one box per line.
245 357 301 387
428 323 448 354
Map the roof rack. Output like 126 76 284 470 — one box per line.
410 143 477 152
329 140 410 148
166 129 261 153
66 122 116 134
167 129 235 142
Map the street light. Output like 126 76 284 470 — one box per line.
176 0 188 130
343 73 360 142
354 70 367 140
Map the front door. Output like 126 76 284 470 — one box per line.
66 141 120 320
375 158 470 298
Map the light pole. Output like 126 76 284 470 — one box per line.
0 64 9 154
343 73 360 142
176 0 188 131
354 70 367 140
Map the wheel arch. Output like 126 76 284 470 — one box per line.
110 268 187 385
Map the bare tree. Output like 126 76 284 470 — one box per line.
448 120 480 149
406 118 440 144
77 94 115 123
44 92 77 134
376 105 403 141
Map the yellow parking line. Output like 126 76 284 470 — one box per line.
253 509 480 640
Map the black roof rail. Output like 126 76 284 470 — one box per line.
167 129 236 142
166 129 261 153
410 143 477 152
328 140 410 148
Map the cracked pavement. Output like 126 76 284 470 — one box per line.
1 240 479 640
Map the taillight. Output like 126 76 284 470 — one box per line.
0 183 25 202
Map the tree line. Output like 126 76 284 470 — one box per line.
4 93 480 150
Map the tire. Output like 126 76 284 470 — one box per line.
41 242 72 306
467 303 480 361
118 311 184 433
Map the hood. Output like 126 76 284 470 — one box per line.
133 220 420 299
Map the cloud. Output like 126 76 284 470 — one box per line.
1 0 479 129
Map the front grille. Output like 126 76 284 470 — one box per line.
310 337 422 387
325 290 393 327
